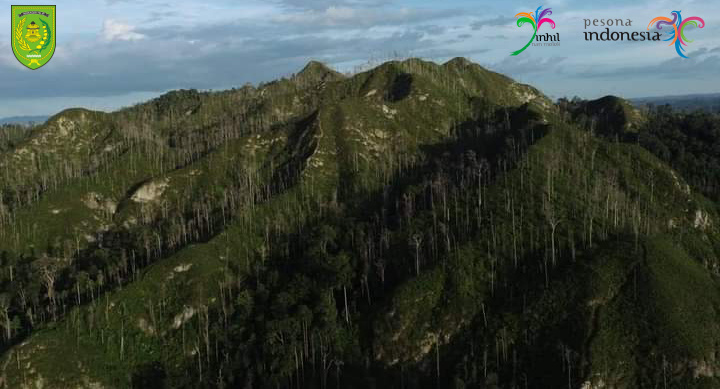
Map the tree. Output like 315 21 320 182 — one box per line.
32 255 60 320
411 233 423 276
0 293 12 341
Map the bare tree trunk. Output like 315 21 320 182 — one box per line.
343 286 349 324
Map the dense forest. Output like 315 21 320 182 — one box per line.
632 94 720 113
0 58 718 389
636 106 720 201
0 124 26 153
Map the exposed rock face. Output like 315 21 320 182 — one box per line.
580 378 605 389
174 263 192 273
172 306 197 329
131 178 170 203
82 192 117 215
692 359 716 378
137 317 156 336
694 210 711 230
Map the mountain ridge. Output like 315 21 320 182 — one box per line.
0 57 718 389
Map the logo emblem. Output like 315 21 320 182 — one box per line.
511 5 556 56
648 11 705 58
11 5 56 69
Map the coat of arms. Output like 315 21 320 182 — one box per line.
11 5 56 69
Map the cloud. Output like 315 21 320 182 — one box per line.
491 55 567 76
574 47 719 79
415 25 446 35
275 0 391 11
0 1 470 104
145 10 181 22
4 0 720 118
0 26 436 100
471 16 514 30
102 19 146 41
274 6 463 28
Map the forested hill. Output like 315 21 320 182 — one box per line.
0 58 719 389
632 93 720 113
0 116 49 126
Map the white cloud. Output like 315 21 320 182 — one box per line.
3 0 720 118
276 0 391 11
102 19 146 41
325 6 358 21
274 6 462 28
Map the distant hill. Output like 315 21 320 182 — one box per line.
562 95 645 136
632 93 720 112
0 115 49 125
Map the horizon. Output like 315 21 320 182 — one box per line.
2 56 720 121
2 0 719 117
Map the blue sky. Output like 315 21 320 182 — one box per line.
1 0 719 117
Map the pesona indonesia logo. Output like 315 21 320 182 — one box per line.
582 11 705 59
511 6 557 56
648 11 705 58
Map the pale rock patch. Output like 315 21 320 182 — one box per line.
580 378 606 389
669 170 691 194
55 117 76 137
131 178 170 203
692 359 718 378
172 306 197 329
137 318 156 336
82 192 117 215
382 104 397 119
174 263 192 273
694 210 711 230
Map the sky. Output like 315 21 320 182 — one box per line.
1 0 719 118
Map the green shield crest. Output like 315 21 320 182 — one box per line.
11 5 56 70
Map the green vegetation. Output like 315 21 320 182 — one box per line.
633 94 720 113
635 106 720 202
0 58 718 388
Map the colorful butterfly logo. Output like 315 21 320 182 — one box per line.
648 11 705 58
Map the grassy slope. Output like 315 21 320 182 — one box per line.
0 58 718 388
